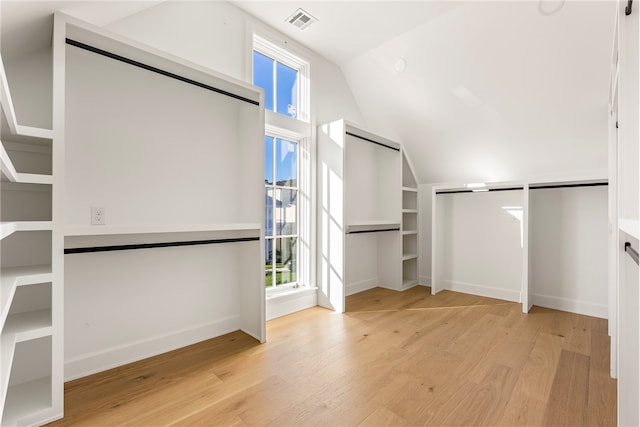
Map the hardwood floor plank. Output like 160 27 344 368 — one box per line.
587 328 617 426
357 406 408 426
515 332 563 402
46 288 616 427
542 350 591 426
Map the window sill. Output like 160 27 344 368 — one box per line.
266 286 317 301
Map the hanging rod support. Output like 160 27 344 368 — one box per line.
625 241 639 265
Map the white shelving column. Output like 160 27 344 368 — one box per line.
401 149 419 289
0 35 60 427
612 0 639 423
318 120 402 312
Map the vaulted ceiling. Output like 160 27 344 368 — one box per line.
233 1 616 184
2 1 616 184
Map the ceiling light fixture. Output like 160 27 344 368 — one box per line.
393 58 407 73
286 8 318 30
465 182 486 189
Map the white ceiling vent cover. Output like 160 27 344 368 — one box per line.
286 8 318 30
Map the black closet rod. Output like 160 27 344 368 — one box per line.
345 131 400 152
625 242 639 265
65 38 259 106
346 227 400 234
64 236 260 254
530 182 608 190
436 187 523 194
626 0 633 15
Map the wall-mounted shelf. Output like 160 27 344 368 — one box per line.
1 142 52 185
0 221 52 240
402 187 418 193
403 278 418 288
402 209 418 214
619 218 639 240
1 309 52 419
2 376 51 427
402 254 417 261
0 265 52 324
64 223 261 237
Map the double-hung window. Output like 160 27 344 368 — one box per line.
253 33 310 291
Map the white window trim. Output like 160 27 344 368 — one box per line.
252 33 311 124
249 25 316 307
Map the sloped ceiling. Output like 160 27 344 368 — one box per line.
235 0 616 184
2 1 616 184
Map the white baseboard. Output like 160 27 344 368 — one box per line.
532 293 607 319
266 288 318 320
419 276 431 286
345 278 377 296
443 280 520 303
64 315 241 381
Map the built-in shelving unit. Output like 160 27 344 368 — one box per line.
58 14 265 382
401 149 419 289
0 31 59 426
318 120 402 312
431 176 608 319
609 1 639 423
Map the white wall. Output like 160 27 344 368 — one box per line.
529 186 608 318
106 1 365 127
433 190 524 302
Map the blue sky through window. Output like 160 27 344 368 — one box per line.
253 50 298 119
253 51 274 110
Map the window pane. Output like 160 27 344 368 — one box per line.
265 188 274 237
276 62 298 118
275 188 297 236
253 51 274 111
275 237 297 285
264 136 274 185
275 138 297 187
265 239 274 287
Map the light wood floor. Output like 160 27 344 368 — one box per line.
47 287 616 426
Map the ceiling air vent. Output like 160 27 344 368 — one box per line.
286 8 318 30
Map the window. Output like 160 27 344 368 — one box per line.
253 32 311 295
253 35 309 122
264 135 298 287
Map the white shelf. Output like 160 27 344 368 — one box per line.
619 218 640 240
2 376 51 427
0 143 52 185
345 222 401 234
1 309 52 415
4 309 52 342
403 279 418 288
1 265 53 326
402 186 418 192
1 55 53 141
0 221 52 240
402 209 418 214
402 254 418 261
64 223 261 237
402 230 417 235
